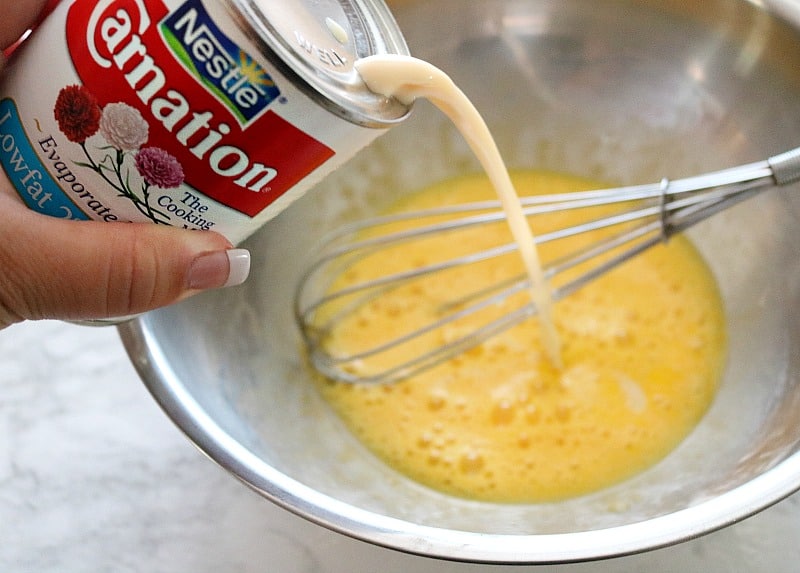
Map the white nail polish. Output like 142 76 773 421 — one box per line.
223 249 251 287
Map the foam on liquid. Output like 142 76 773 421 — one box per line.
317 170 727 502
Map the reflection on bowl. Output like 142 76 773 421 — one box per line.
120 0 800 563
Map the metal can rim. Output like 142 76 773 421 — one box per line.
221 0 413 128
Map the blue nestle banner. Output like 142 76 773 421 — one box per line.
160 0 280 126
0 98 89 221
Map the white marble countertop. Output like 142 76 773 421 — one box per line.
2 319 800 573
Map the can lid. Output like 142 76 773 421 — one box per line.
225 0 412 127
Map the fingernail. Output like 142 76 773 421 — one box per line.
188 249 251 290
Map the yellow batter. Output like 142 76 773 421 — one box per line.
315 170 727 503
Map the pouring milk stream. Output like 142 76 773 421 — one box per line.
355 55 562 367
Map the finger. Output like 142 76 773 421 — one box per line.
0 0 51 51
0 193 250 327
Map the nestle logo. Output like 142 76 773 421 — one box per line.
160 0 280 126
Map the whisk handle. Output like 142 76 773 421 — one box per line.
768 147 800 186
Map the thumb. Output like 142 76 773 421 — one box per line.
0 193 250 327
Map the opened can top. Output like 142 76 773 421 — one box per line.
223 0 412 127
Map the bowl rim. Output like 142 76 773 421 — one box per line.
118 317 800 564
119 0 800 561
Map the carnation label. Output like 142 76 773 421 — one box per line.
0 0 410 244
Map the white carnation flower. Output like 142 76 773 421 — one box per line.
99 102 149 151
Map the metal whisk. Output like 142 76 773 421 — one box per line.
294 148 800 384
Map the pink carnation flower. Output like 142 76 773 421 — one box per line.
100 102 149 151
135 147 184 189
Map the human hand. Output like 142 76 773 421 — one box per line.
0 0 251 330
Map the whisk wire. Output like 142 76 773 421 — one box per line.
295 148 800 384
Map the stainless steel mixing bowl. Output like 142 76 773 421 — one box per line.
120 0 800 563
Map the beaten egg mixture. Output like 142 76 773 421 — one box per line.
315 170 726 503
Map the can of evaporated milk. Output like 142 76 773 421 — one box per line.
0 0 411 244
